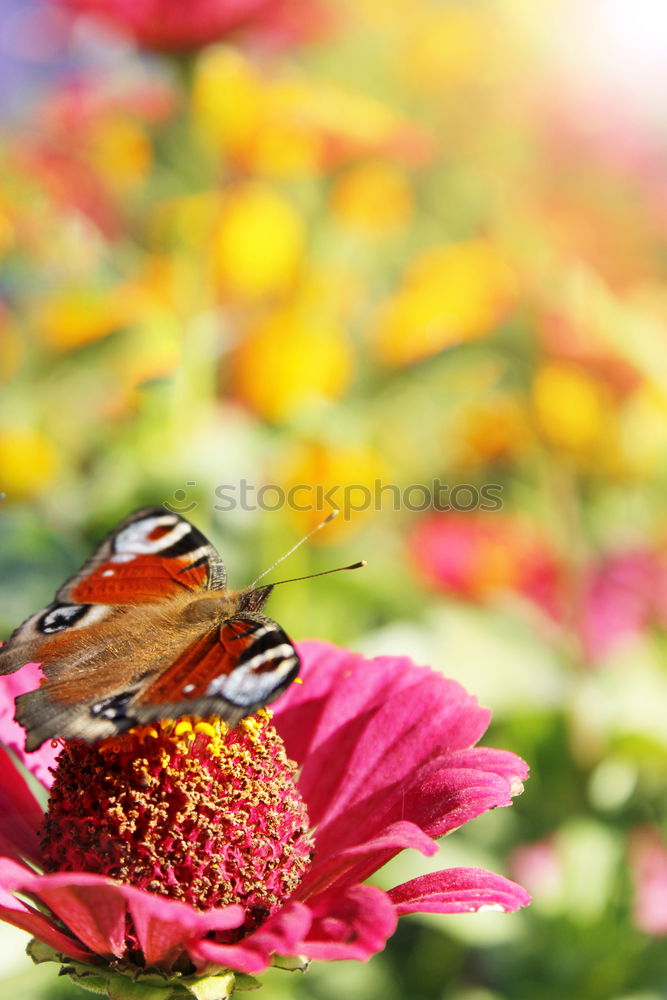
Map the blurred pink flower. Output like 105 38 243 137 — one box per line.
0 640 529 984
411 514 667 664
52 0 327 51
510 836 562 907
629 827 667 935
410 512 562 618
580 549 667 660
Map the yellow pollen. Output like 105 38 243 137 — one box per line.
173 720 193 736
241 717 261 737
194 721 216 737
102 714 270 761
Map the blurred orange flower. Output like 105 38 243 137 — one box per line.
36 286 126 352
330 160 414 235
230 304 352 423
0 203 14 258
85 114 152 195
374 240 516 366
452 393 532 467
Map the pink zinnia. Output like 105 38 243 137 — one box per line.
410 512 563 618
0 641 529 995
580 549 667 661
629 827 667 936
51 0 326 51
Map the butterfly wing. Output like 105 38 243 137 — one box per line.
0 507 225 675
55 506 226 603
1 507 299 751
16 613 300 750
132 614 300 727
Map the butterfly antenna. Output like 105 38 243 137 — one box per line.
266 561 367 588
249 508 341 588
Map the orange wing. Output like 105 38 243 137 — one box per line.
135 616 300 711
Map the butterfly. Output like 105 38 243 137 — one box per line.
0 507 303 752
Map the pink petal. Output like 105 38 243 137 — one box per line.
0 860 245 969
277 641 491 834
0 881 93 963
0 746 43 864
388 868 531 915
193 902 313 974
396 749 528 840
0 660 57 788
297 821 437 900
300 884 398 961
311 753 525 873
123 885 244 969
450 745 529 786
0 865 129 958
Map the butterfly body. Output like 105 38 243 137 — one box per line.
0 509 300 751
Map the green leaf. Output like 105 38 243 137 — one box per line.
232 973 262 991
26 938 62 965
182 971 236 1000
271 954 310 973
105 973 181 1000
65 972 113 996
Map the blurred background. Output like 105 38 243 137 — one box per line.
2 0 667 996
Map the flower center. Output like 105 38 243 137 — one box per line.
40 711 313 937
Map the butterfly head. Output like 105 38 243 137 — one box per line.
236 585 274 613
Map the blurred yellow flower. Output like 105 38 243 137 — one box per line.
277 440 389 536
212 183 305 300
0 313 22 383
87 114 152 193
231 305 352 423
0 428 59 499
374 239 515 366
0 205 14 257
616 384 667 478
193 47 264 157
36 286 126 352
453 393 532 466
330 160 414 234
193 47 428 178
397 5 494 93
532 361 612 455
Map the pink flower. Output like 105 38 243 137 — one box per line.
411 515 667 663
629 827 667 935
580 549 667 661
51 0 327 51
0 641 529 993
410 512 563 618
